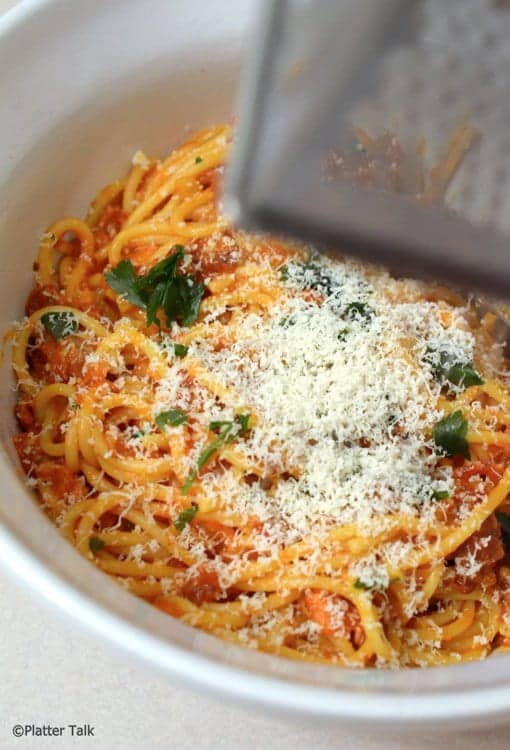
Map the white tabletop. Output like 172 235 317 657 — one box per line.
2 569 510 750
1 2 510 748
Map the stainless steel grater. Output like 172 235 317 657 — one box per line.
225 0 510 298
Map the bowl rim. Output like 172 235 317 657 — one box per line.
4 514 510 728
3 0 510 728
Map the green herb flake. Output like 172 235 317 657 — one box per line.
174 343 188 358
41 311 79 340
155 409 188 430
104 246 204 328
432 410 470 460
280 259 338 295
174 504 199 531
208 414 250 438
431 490 450 501
235 413 250 435
445 364 484 389
354 579 374 591
208 419 233 431
195 156 203 164
197 428 230 468
181 471 198 496
425 348 483 390
89 536 105 554
343 301 373 322
279 265 289 282
182 414 251 495
354 577 391 591
104 259 148 308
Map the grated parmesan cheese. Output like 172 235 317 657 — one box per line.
131 150 151 169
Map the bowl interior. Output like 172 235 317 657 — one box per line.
2 0 510 728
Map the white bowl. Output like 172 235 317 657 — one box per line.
2 0 510 730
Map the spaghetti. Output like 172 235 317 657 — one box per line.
10 124 510 667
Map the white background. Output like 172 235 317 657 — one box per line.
1 1 510 747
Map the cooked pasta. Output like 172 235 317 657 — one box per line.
10 124 510 667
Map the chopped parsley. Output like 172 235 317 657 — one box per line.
279 315 299 328
280 259 339 296
103 259 147 308
233 413 250 434
194 156 203 164
89 536 105 553
353 578 373 590
431 489 450 501
279 264 289 282
432 410 470 460
182 414 251 495
419 484 450 503
280 259 374 325
155 409 188 430
353 578 390 591
207 414 251 439
158 335 189 358
445 364 484 389
41 311 79 340
174 504 199 531
131 428 146 439
174 343 188 358
343 301 373 323
425 349 483 390
354 576 398 591
104 246 204 328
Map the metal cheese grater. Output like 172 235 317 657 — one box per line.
225 0 510 299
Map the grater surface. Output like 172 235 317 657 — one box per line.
225 0 510 298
